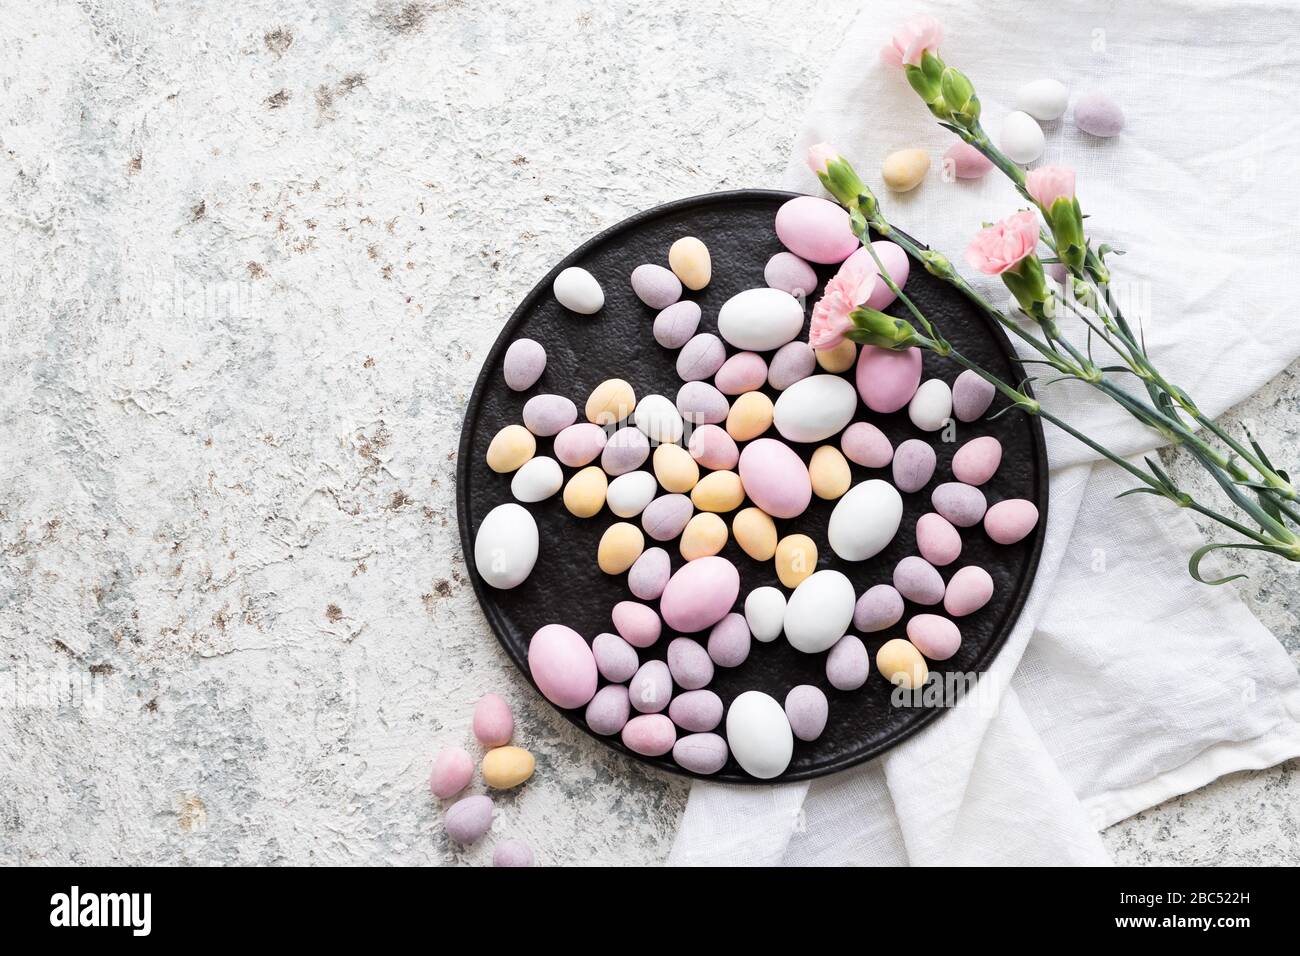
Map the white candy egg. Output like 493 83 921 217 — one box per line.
828 479 903 561
553 266 604 314
783 570 855 653
634 394 684 444
999 110 1045 165
726 691 794 780
717 288 804 351
1015 79 1068 121
744 586 787 643
772 374 859 443
474 503 539 589
510 456 563 503
606 470 659 518
908 378 952 432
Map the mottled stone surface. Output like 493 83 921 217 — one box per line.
0 0 1295 867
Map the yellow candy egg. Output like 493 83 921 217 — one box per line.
726 391 774 441
668 236 711 291
482 746 535 789
775 533 817 588
732 507 777 561
876 638 929 689
486 424 536 473
680 512 728 561
690 470 744 513
815 338 857 373
563 465 608 518
585 378 636 426
809 445 851 500
653 442 700 493
882 148 931 192
598 521 644 574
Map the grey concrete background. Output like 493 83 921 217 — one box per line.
0 0 1295 866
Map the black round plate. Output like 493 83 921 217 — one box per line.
457 189 1047 783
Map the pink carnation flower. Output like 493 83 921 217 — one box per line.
964 211 1040 275
880 15 944 68
810 252 879 350
1025 166 1076 208
806 143 839 177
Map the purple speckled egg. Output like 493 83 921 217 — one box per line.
592 631 639 682
622 713 676 756
585 683 631 735
841 421 893 468
892 438 937 493
715 352 768 395
1074 91 1125 137
984 499 1039 544
659 555 740 633
628 547 671 600
907 614 961 661
738 438 812 519
774 195 859 264
944 565 994 617
784 684 829 741
629 659 672 713
768 341 818 391
553 422 607 467
611 600 661 648
687 424 739 470
854 583 904 633
503 338 546 391
673 732 729 774
445 794 494 844
856 344 922 413
528 624 597 709
706 612 751 668
826 634 870 691
430 746 474 799
677 333 727 382
952 369 996 422
931 482 988 528
601 427 649 476
764 251 819 298
641 493 693 542
631 263 682 309
916 513 962 567
676 381 730 425
667 637 714 690
893 556 945 606
492 839 534 867
472 693 513 747
522 394 577 437
952 436 1002 486
654 300 701 349
668 689 724 732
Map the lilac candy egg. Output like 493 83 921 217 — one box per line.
601 427 650 476
629 659 672 713
522 394 577 437
668 689 724 732
916 513 962 567
654 300 701 349
841 421 893 468
641 494 693 542
952 369 996 422
932 482 988 527
826 634 870 691
952 436 1002 486
944 565 994 617
472 693 514 747
503 338 546 391
676 381 730 426
631 263 682 309
553 422 607 467
592 632 640 682
493 840 535 867
738 438 812 519
528 624 598 709
628 547 671 600
1074 91 1125 138
445 794 494 844
784 684 829 741
667 637 714 690
774 195 859 264
856 345 922 413
688 424 740 470
585 684 632 735
622 713 676 756
893 556 945 605
768 341 818 390
854 583 904 632
677 333 726 382
892 439 937 493
715 352 768 395
985 499 1040 544
706 612 751 668
659 555 740 633
944 142 994 180
673 732 729 774
764 251 819 298
863 242 910 310
611 600 661 648
907 614 962 660
430 746 474 799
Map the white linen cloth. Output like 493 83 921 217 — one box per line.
671 0 1300 866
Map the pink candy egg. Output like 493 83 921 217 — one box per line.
916 513 962 567
863 241 910 310
952 369 996 422
687 423 740 470
944 565 994 617
931 481 987 527
611 600 661 648
673 732 729 774
854 583 904 632
856 345 922 413
841 421 894 468
737 438 812 519
677 332 726 382
629 659 672 713
472 693 514 747
706 612 751 668
984 499 1040 544
445 794 494 844
659 556 740 633
493 839 535 867
826 634 870 691
893 556 945 605
641 493 693 541
628 547 671 600
774 195 860 264
784 684 829 741
952 436 1003 486
622 713 677 756
892 438 937 493
654 300 701 349
943 142 994 179
668 689 724 732
767 341 818 390
764 251 819 297
430 746 474 799
676 381 730 425
553 422 607 467
585 684 631 736
592 631 640 682
527 624 598 709
667 637 714 690
715 351 768 395
907 614 962 660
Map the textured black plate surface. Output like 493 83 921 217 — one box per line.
457 190 1047 783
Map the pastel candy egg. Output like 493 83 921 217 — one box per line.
630 263 682 309
503 338 546 391
669 689 724 732
768 340 817 390
715 352 768 395
553 266 603 314
707 612 751 668
828 479 903 561
876 638 928 689
592 632 639 682
774 195 859 264
676 381 730 426
744 586 786 643
815 338 857 374
984 499 1040 544
680 512 728 560
784 685 828 742
775 533 818 588
607 470 658 518
841 421 893 468
932 481 988 527
1017 78 1068 121
1074 91 1125 137
673 733 729 774
907 614 961 661
893 556 945 606
654 300 701 349
668 637 714 690
826 634 870 691
601 427 650 476
1000 110 1045 164
612 600 661 648
430 747 474 799
809 445 851 500
738 438 811 518
474 503 539 589
628 547 671 600
784 570 855 653
621 713 676 756
585 684 631 736
641 493 693 541
862 242 910 311
668 236 711 290
511 455 563 503
691 470 744 513
486 424 535 473
764 251 818 297
563 466 608 518
856 345 922 413
943 142 993 180
773 374 858 443
653 443 700 493
445 794 494 844
952 369 996 422
677 333 727 382
553 422 607 467
882 147 930 192
493 840 535 868
522 394 577 437
482 745 534 789
725 391 774 441
908 378 953 432
528 623 597 708
629 659 672 713
944 565 994 617
634 393 684 444
717 287 805 351
892 439 936 493
732 506 777 561
687 423 739 470
916 512 962 566
598 522 644 574
952 436 1002 486
854 583 904 633
472 693 513 747
726 690 794 779
586 378 636 425
659 555 740 633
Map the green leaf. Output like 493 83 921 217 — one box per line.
1185 542 1282 585
1116 486 1167 500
